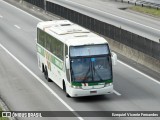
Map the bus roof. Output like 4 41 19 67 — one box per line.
37 20 108 46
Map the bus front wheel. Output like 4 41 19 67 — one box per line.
63 81 70 97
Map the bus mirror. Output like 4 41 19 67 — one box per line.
66 57 70 69
111 52 117 65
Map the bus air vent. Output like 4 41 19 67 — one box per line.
74 35 88 37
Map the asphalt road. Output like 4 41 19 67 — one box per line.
50 0 160 43
0 0 160 120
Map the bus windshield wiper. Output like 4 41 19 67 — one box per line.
82 68 91 83
93 63 103 81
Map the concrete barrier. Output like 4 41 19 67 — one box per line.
106 36 160 73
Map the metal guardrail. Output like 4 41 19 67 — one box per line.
24 0 160 60
135 1 160 9
118 0 160 9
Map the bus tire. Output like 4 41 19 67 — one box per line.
63 81 70 97
42 64 45 73
48 78 52 82
44 67 52 82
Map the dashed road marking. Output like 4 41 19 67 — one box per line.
0 15 3 18
14 25 21 29
113 90 122 96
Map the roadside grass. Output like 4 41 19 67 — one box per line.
130 6 160 17
0 107 9 120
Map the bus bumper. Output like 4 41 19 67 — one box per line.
68 84 113 97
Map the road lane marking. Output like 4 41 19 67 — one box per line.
1 0 60 21
64 0 160 32
1 0 42 22
14 25 21 29
113 90 121 96
0 15 3 18
118 60 160 85
0 43 84 120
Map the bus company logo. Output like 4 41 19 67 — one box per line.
2 112 42 118
2 112 11 117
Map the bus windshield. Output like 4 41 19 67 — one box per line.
70 45 112 83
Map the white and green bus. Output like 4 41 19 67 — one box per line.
37 20 117 97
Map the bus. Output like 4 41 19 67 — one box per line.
36 20 117 97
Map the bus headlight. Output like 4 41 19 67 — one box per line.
71 86 82 89
105 83 112 87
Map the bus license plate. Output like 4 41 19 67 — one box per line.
90 91 97 94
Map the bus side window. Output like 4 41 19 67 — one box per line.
51 37 55 54
39 29 46 47
46 35 51 51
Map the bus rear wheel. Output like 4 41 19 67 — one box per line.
44 67 52 82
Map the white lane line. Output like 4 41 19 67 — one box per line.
1 0 60 21
14 25 21 29
1 0 42 22
0 15 3 18
118 60 160 85
0 43 84 120
64 0 160 32
113 90 121 96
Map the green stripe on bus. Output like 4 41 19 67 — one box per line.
37 45 45 56
72 79 112 86
37 45 64 70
